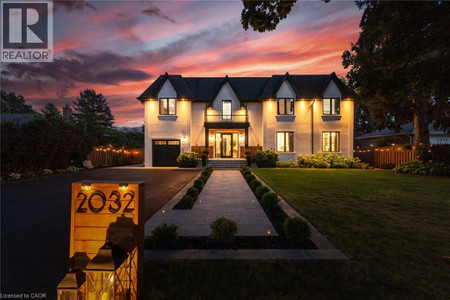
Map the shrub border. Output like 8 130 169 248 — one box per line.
173 166 213 209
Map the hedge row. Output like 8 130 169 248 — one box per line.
173 166 213 209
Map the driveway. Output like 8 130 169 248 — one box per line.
0 168 198 298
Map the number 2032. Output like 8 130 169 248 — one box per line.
76 190 134 214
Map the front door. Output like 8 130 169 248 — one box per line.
221 133 233 158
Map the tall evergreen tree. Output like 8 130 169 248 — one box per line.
0 90 35 114
342 1 449 146
72 89 114 143
41 103 63 123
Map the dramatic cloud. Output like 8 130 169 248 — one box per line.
142 5 177 24
54 0 96 12
0 1 362 126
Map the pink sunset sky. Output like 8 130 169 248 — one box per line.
1 0 363 127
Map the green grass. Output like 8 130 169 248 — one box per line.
145 169 450 299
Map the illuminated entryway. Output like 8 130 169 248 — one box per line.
208 129 245 158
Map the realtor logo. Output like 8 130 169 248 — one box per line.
1 1 53 62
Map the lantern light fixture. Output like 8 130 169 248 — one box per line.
57 271 86 300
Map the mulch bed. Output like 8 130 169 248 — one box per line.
145 236 316 250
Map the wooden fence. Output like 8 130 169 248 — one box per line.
87 148 144 167
354 146 416 167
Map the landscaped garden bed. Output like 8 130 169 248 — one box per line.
145 235 315 250
173 166 213 209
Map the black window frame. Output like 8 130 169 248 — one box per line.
322 98 340 115
276 131 294 152
277 98 294 115
159 98 177 115
322 131 340 152
222 100 232 120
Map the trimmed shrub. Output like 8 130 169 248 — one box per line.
242 170 251 177
194 178 204 190
380 162 396 169
173 195 195 209
240 165 249 171
250 179 262 190
283 217 311 245
298 153 362 169
176 152 198 167
276 159 297 168
262 192 280 210
210 217 238 247
201 174 209 183
255 150 279 168
151 223 178 249
255 186 270 199
245 174 256 183
201 169 211 178
205 165 213 172
392 160 450 176
186 186 199 199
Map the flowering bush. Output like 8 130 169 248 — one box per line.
298 153 362 169
8 172 21 180
255 150 279 168
276 159 297 168
392 160 450 176
42 169 53 175
176 152 198 167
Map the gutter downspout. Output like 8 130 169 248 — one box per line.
311 99 315 154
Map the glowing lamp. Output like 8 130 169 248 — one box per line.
119 184 129 191
239 135 244 142
81 183 91 191
57 271 86 300
85 242 132 300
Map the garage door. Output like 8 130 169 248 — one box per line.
152 140 181 166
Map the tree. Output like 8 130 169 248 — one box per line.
72 89 114 144
342 1 450 146
0 90 35 114
241 0 297 32
41 103 63 123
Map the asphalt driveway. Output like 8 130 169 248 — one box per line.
0 167 199 298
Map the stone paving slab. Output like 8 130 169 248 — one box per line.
145 170 276 236
145 249 349 260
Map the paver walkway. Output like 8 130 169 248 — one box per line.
145 170 276 236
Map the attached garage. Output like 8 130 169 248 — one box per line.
152 140 181 166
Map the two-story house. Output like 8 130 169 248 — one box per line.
138 72 355 167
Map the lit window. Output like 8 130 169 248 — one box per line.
159 98 177 115
222 100 232 120
277 132 294 152
277 98 294 115
323 132 339 152
323 98 340 115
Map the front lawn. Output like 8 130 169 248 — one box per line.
145 169 450 299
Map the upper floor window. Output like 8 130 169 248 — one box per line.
159 98 176 115
323 131 339 152
323 98 340 115
277 98 294 115
222 100 232 120
277 131 294 152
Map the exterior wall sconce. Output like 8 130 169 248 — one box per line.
239 135 244 142
182 136 187 143
57 271 86 300
85 242 135 299
209 135 215 142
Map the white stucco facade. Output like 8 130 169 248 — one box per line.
143 76 354 166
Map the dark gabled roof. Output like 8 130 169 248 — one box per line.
137 72 356 102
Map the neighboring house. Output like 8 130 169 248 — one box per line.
0 113 37 124
138 72 356 167
355 122 450 148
